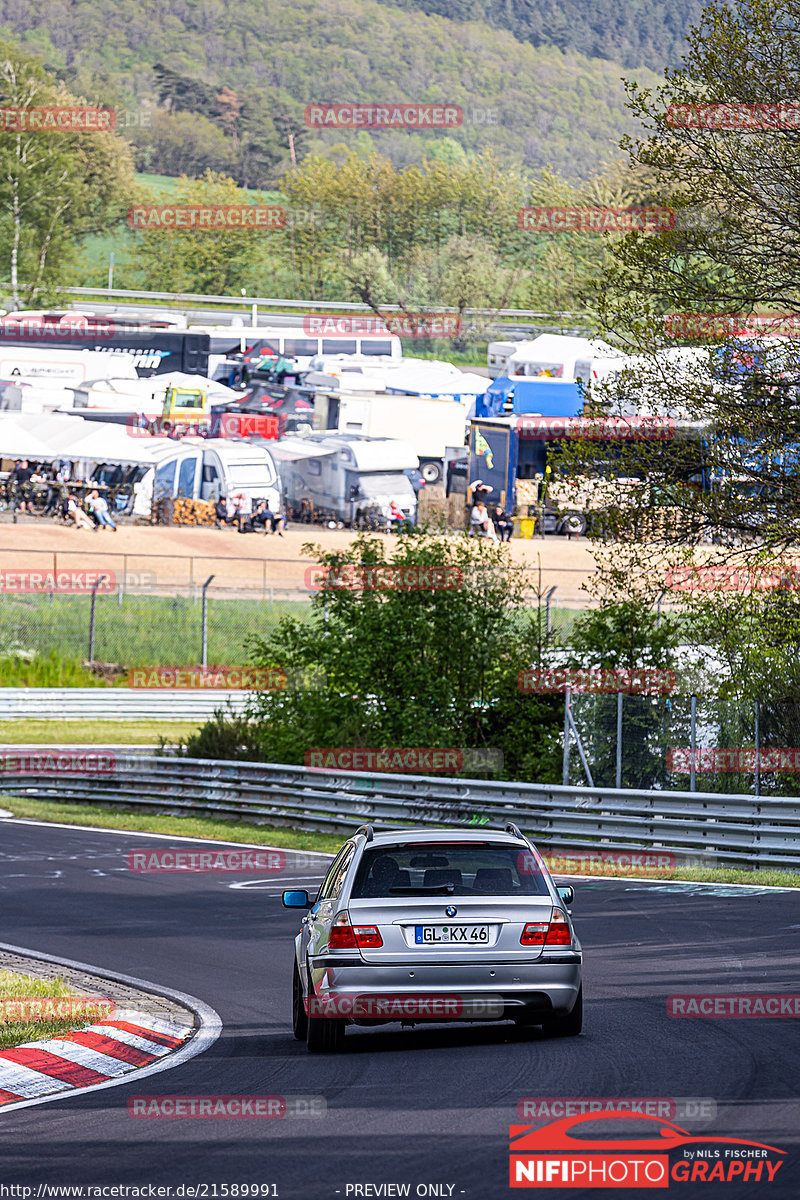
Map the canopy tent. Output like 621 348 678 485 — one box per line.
0 412 169 467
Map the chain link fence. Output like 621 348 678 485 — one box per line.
567 692 800 796
0 588 313 669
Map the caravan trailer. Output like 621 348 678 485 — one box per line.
273 432 417 527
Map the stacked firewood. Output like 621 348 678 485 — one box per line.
172 498 216 525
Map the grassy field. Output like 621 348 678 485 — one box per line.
2 796 798 888
0 593 311 669
0 969 110 1052
0 721 203 744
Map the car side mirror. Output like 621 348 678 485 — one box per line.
282 889 311 908
557 885 574 906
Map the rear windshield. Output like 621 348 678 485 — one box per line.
351 843 550 898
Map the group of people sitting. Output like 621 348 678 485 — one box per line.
469 497 513 542
64 489 117 531
214 494 286 535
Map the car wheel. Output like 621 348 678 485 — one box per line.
562 513 587 536
292 961 307 1041
306 1009 345 1053
421 461 442 484
541 986 582 1037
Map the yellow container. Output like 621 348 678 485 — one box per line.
519 517 535 539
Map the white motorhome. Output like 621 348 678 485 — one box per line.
505 334 626 384
0 346 137 387
272 432 417 526
487 335 626 384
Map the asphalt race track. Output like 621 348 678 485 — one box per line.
1 818 799 1198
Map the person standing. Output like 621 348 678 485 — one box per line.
12 459 32 513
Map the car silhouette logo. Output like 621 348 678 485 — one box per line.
445 905 457 917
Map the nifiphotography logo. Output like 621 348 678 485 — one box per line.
509 1112 785 1187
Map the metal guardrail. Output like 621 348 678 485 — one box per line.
0 689 249 720
0 753 797 869
58 285 583 321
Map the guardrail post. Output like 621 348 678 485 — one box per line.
615 691 623 789
545 586 556 639
754 700 760 798
690 694 697 792
201 575 215 667
88 574 107 663
562 686 571 785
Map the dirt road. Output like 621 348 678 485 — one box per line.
0 518 599 603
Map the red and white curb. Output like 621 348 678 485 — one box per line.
0 944 221 1115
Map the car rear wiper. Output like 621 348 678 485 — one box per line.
387 884 455 895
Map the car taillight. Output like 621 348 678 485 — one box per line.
328 925 357 949
353 925 383 948
328 913 382 949
520 922 548 946
521 909 572 947
545 908 572 946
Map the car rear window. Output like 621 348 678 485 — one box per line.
350 843 550 898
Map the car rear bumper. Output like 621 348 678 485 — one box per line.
308 959 581 1020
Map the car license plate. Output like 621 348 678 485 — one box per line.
415 925 490 944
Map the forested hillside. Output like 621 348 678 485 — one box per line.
386 0 703 70
0 0 660 185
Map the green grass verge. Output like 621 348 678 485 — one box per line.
0 721 204 744
2 796 798 886
0 969 108 1051
2 796 343 854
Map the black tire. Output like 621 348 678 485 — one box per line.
305 980 345 1053
292 961 307 1041
306 1013 345 1053
421 461 442 484
542 986 582 1037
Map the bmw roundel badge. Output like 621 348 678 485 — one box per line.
445 905 457 917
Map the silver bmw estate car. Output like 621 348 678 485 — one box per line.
283 823 582 1053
